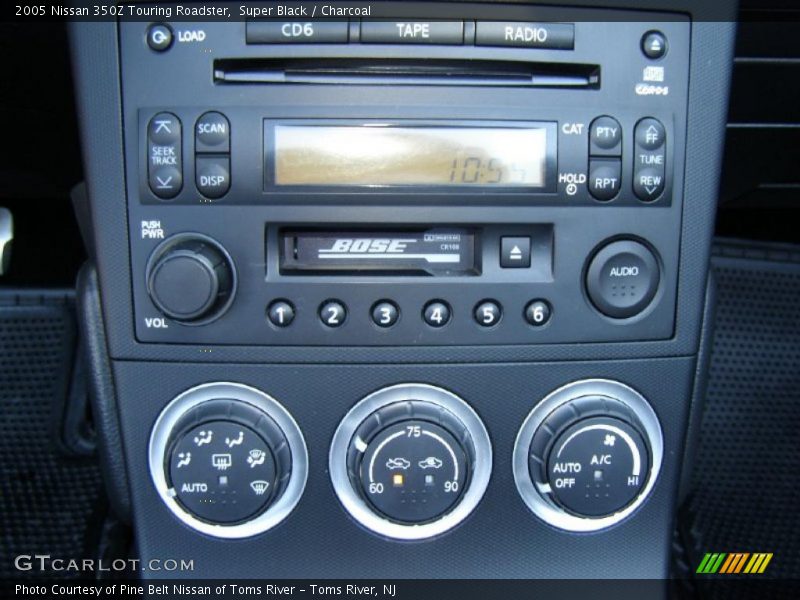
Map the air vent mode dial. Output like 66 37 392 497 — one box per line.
149 383 308 539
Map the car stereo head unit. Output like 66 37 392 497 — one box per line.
119 10 689 347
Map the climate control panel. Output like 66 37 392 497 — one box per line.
149 380 661 538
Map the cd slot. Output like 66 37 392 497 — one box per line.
214 58 600 88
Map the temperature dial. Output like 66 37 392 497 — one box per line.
357 419 468 524
332 384 492 540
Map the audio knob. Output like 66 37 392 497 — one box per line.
145 234 236 324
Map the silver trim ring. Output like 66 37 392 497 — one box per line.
148 382 308 539
512 379 663 533
329 383 492 541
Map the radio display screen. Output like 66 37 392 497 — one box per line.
272 124 551 188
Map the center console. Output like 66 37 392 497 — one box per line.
69 0 736 580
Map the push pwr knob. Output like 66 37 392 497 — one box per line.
145 233 236 324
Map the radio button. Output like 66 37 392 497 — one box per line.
320 300 347 328
474 301 502 328
589 116 622 155
195 112 230 153
267 300 295 328
634 118 666 151
500 237 531 268
246 21 349 44
371 301 399 328
588 159 622 202
196 156 230 199
361 21 464 45
423 301 451 328
475 22 574 50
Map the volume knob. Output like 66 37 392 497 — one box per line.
146 234 236 324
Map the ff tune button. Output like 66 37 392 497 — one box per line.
513 379 663 532
330 384 492 540
149 383 308 538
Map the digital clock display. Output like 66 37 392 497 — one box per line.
273 124 550 187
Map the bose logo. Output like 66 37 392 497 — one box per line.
321 239 410 254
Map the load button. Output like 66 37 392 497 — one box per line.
585 240 660 319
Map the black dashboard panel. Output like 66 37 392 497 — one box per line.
120 14 688 347
68 0 737 581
